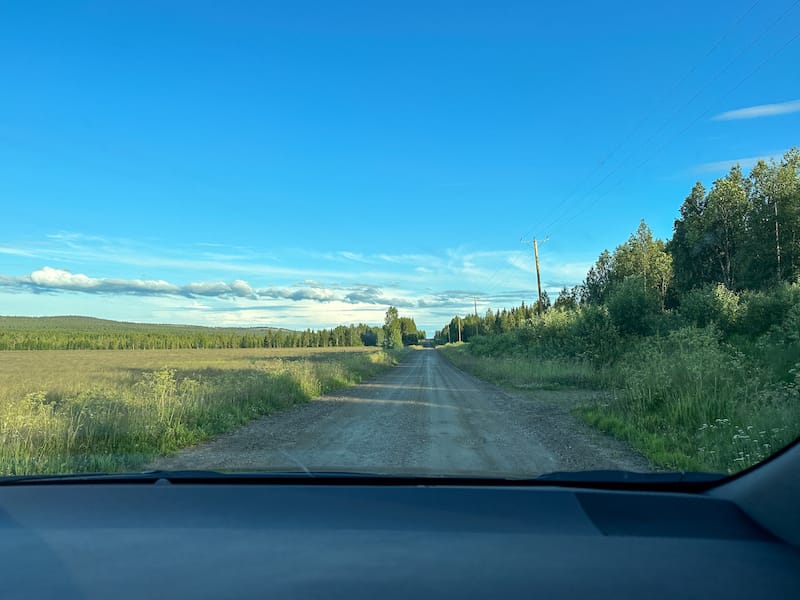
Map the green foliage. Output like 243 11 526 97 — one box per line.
439 344 605 390
611 220 673 308
669 149 800 291
554 287 578 311
606 275 661 336
359 328 379 346
570 304 621 365
398 316 420 345
583 221 673 309
702 166 749 289
735 284 800 336
584 249 613 304
433 303 536 344
669 182 710 295
382 306 404 349
452 304 621 370
575 326 800 473
678 284 740 331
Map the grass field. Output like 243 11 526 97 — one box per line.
0 347 401 475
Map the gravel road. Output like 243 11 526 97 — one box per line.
154 347 651 476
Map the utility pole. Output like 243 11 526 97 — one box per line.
774 199 782 281
533 238 543 315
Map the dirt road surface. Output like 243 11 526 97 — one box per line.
154 347 651 476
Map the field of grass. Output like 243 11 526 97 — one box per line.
0 347 402 475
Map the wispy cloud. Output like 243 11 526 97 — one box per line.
712 99 800 121
692 151 785 174
0 245 36 257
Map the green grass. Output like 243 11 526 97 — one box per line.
0 347 402 475
573 330 800 474
438 343 607 390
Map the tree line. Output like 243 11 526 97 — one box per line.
0 313 425 351
0 318 385 351
435 148 800 343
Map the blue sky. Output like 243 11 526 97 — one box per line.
1 1 798 333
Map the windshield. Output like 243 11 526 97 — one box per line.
1 1 798 480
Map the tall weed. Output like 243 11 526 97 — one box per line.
576 326 800 472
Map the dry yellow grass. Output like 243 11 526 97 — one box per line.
0 347 378 397
0 347 397 476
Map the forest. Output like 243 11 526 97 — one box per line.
0 315 424 351
435 149 800 473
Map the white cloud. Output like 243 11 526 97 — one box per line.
287 288 336 302
5 268 253 298
712 99 800 121
229 279 255 297
30 267 97 289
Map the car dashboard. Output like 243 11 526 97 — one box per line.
1 476 798 599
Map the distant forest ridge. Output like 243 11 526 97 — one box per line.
0 315 294 334
0 315 393 350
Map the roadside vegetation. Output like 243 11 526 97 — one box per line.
0 347 403 475
436 150 800 474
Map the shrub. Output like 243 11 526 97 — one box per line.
736 284 800 336
606 275 661 336
751 302 800 383
572 305 621 365
679 284 740 332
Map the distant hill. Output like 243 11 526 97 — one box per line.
0 315 296 334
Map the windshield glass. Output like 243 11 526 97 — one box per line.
1 1 798 479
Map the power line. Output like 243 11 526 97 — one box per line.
541 0 800 235
547 23 800 236
537 0 795 235
533 0 765 234
477 245 529 297
484 1 793 310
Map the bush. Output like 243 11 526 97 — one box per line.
572 305 621 365
736 284 800 336
750 302 800 383
607 275 661 336
679 284 740 332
